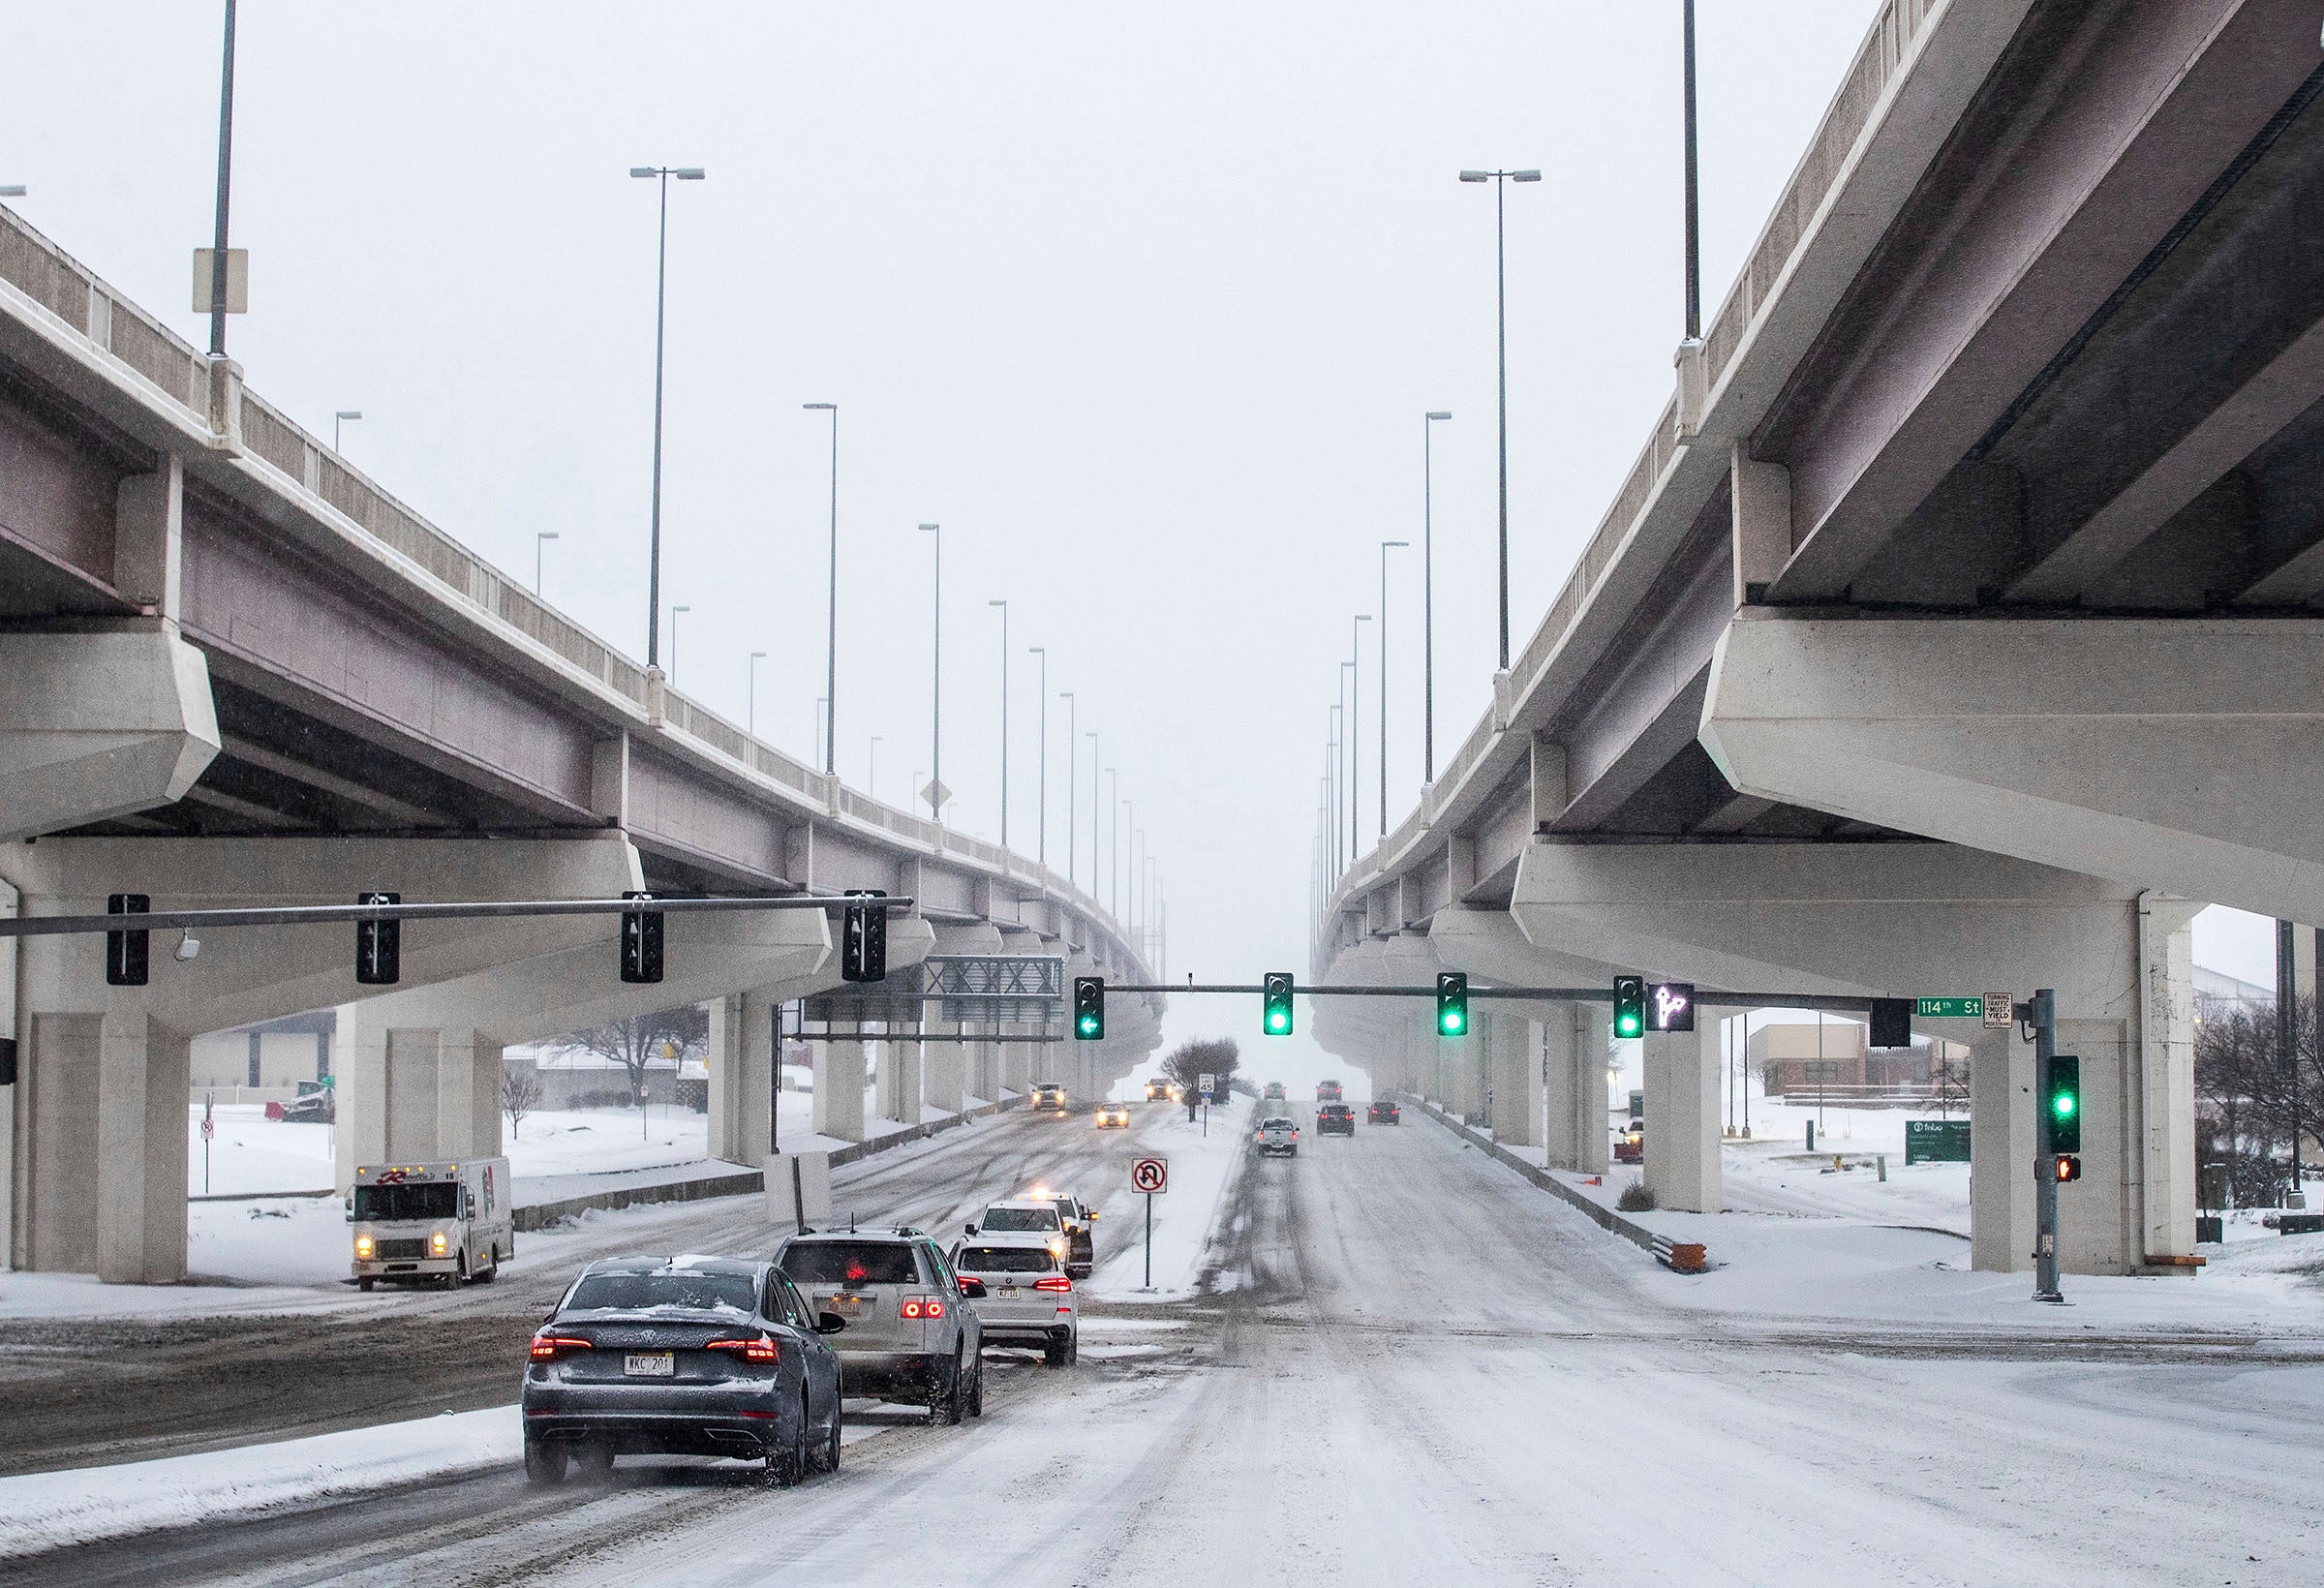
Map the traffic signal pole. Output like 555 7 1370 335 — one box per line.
2028 988 2065 1304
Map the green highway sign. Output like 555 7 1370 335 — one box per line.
1906 1119 1971 1164
1915 996 1984 1020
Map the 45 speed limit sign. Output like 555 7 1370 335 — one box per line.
1131 1156 1169 1195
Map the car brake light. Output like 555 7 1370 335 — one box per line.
926 1297 946 1319
1035 1275 1072 1293
901 1297 922 1319
707 1335 781 1362
901 1295 947 1320
530 1334 593 1360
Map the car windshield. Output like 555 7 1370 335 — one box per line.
353 1182 457 1222
565 1270 756 1314
961 1246 1055 1273
979 1206 1061 1233
779 1242 923 1286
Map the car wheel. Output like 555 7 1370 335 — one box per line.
935 1354 965 1425
523 1439 567 1487
1043 1335 1068 1368
476 1255 500 1284
572 1442 615 1482
966 1358 986 1418
767 1393 809 1487
1065 1329 1080 1367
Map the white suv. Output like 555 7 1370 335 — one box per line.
952 1233 1079 1366
966 1199 1069 1265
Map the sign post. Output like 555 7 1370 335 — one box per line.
1131 1155 1169 1290
200 1091 214 1195
1199 1073 1215 1137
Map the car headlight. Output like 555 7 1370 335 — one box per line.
1049 1237 1065 1256
430 1230 448 1256
354 1235 374 1259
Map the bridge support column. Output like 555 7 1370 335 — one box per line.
708 991 780 1164
921 1021 964 1115
1642 1022 1722 1213
876 1026 923 1128
812 1040 867 1144
337 1014 503 1178
1970 1025 2034 1273
0 626 220 845
1488 1014 1541 1146
1573 1004 1611 1174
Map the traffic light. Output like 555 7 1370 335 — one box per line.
1613 976 1645 1039
1868 997 1912 1050
1074 976 1105 1040
2053 1153 2082 1183
106 893 150 987
620 891 664 984
2044 1054 2081 1154
840 890 887 983
1262 972 1294 1037
355 892 400 985
1436 972 1469 1037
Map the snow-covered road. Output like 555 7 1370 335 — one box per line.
12 1104 2324 1584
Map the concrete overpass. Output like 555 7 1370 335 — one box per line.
1317 0 2324 1276
0 200 1161 1282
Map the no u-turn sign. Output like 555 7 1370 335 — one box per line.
1132 1156 1169 1194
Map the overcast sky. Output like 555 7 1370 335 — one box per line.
3 2 2270 1068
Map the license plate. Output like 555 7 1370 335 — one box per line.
998 1286 1021 1298
821 1293 866 1313
624 1353 673 1377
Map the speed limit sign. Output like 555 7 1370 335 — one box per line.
1131 1156 1169 1195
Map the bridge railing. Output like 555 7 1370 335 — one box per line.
1328 0 1945 934
0 200 1146 970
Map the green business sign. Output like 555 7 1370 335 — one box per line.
1915 996 1983 1020
1906 1119 1971 1164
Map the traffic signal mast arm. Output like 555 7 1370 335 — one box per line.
6 893 917 938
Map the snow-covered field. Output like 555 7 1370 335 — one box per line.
1086 1093 1253 1301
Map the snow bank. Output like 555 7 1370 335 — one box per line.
0 1406 519 1562
1087 1095 1253 1302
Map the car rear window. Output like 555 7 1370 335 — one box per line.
979 1206 1061 1233
1264 1117 1294 1129
961 1246 1055 1273
566 1271 757 1314
780 1241 924 1286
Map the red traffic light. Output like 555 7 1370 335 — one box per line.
2053 1153 2081 1183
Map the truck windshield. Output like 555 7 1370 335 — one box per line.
978 1207 1060 1233
354 1182 458 1222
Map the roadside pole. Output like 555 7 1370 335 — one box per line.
201 1091 214 1195
2028 988 2064 1303
1131 1155 1168 1291
1145 1191 1152 1288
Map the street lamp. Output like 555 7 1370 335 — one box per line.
535 531 558 596
1683 0 1702 341
333 410 360 450
205 2 238 358
1379 542 1408 836
1422 411 1452 781
748 650 767 735
1457 166 1541 671
669 604 690 685
869 735 882 801
1104 767 1118 913
1028 646 1048 868
1060 690 1077 884
1346 616 1370 864
920 524 942 819
1085 730 1100 892
804 403 839 774
629 162 707 673
989 598 1009 849
0 186 25 198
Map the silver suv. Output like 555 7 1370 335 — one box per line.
952 1234 1080 1366
773 1228 985 1424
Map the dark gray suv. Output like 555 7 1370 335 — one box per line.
775 1228 987 1423
521 1255 845 1486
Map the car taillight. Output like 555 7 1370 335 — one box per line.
708 1335 781 1362
901 1295 947 1320
530 1334 593 1361
1035 1275 1072 1293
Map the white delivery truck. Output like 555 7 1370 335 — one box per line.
350 1159 513 1291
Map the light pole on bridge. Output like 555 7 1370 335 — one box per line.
989 599 1009 849
1379 542 1408 836
535 531 558 596
920 524 942 820
1346 617 1370 866
804 403 840 776
333 410 361 451
1060 691 1077 885
1456 166 1540 671
668 604 690 686
747 650 767 736
629 162 707 673
1028 647 1048 869
1422 411 1452 782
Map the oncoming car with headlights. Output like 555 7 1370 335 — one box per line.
520 1256 845 1486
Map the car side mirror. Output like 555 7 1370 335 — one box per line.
963 1222 977 1237
343 1196 354 1224
1086 1211 1098 1221
815 1312 848 1334
958 1277 986 1298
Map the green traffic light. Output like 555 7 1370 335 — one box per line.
2054 1094 2075 1115
1617 1014 1641 1037
1078 1014 1098 1035
1440 1010 1464 1035
1267 1010 1288 1033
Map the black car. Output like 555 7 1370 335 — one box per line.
1317 1102 1357 1136
522 1256 847 1486
1366 1099 1401 1125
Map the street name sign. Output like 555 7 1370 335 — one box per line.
1915 996 1982 1020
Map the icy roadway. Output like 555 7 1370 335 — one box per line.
8 1104 2324 1586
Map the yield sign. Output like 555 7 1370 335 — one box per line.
1131 1156 1169 1195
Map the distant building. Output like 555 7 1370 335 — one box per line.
1748 1019 1966 1101
2193 964 2273 1022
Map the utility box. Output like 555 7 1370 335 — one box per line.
766 1151 832 1230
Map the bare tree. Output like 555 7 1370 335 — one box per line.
562 1005 709 1109
1162 1037 1240 1099
2195 994 2322 1208
501 1062 543 1140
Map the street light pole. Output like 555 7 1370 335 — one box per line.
669 604 690 685
869 735 882 801
1060 691 1077 884
1029 647 1048 868
1348 617 1370 865
1103 768 1118 913
535 531 558 596
629 163 706 672
1422 411 1452 782
207 0 238 359
748 650 767 735
1379 542 1408 835
804 403 839 774
1085 730 1100 892
333 410 360 450
989 599 1009 849
1683 0 1701 341
1458 167 1541 671
920 524 941 819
